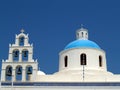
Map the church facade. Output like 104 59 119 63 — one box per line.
1 27 120 90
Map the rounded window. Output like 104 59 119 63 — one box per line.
99 55 102 67
64 56 68 67
80 53 87 65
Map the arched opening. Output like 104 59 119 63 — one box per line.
64 56 68 67
13 49 19 61
77 33 79 38
81 32 84 37
99 56 102 67
26 66 33 81
16 65 22 81
80 53 87 65
19 36 25 46
6 66 12 81
22 50 28 61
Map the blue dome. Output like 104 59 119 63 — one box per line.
64 40 100 50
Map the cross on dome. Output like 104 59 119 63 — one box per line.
80 24 84 28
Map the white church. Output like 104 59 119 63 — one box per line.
1 27 120 90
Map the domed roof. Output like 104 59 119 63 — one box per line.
64 40 100 50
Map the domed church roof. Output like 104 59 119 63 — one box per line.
64 27 101 50
64 39 100 50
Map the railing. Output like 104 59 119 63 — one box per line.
1 82 120 86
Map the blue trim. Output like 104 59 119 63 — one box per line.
1 82 120 86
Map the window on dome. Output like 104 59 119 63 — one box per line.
77 33 79 38
99 56 102 67
80 53 87 65
82 32 83 37
64 56 68 67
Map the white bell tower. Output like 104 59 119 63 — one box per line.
76 27 88 40
1 29 38 82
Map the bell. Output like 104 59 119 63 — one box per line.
17 67 22 74
20 37 24 43
24 51 27 57
14 51 18 57
27 67 32 74
6 68 12 76
19 37 24 46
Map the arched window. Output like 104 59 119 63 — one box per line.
26 66 33 81
13 50 19 61
77 33 79 38
16 66 22 81
19 36 24 46
99 56 102 67
64 56 68 67
6 66 12 81
80 53 87 65
81 32 84 37
22 50 28 61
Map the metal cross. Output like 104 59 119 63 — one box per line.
21 29 24 33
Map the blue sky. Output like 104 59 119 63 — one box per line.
0 0 120 74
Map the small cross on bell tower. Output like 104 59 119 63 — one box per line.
80 24 84 28
20 29 25 33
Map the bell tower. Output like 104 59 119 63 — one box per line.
76 27 88 40
1 29 38 82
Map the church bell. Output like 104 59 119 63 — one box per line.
20 37 24 43
27 67 32 74
14 51 18 57
17 67 22 75
24 51 27 57
6 68 12 76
